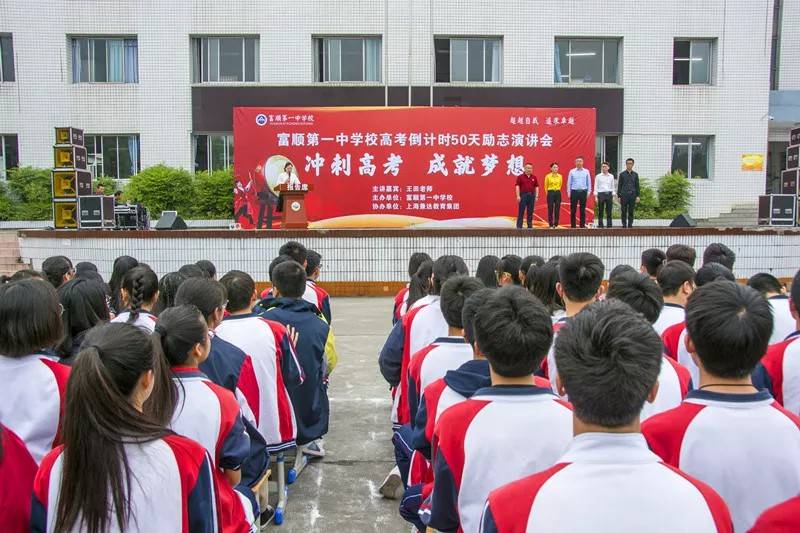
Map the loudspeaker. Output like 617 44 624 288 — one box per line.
669 213 697 228
155 211 187 230
52 169 92 199
53 201 78 229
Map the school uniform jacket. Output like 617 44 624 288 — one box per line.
768 296 795 346
111 310 158 333
653 303 685 336
481 433 732 533
215 313 304 451
0 354 70 463
749 495 800 532
427 385 573 533
407 337 474 425
543 316 569 394
753 332 800 414
0 425 38 533
641 356 693 421
662 321 699 385
393 285 410 325
303 280 332 324
643 390 800 532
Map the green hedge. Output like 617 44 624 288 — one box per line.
0 167 53 221
612 171 692 219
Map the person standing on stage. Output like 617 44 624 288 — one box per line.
594 162 615 228
618 158 641 228
544 162 563 228
567 157 591 228
274 161 301 214
515 163 539 229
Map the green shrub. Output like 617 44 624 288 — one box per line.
656 170 692 218
5 166 52 220
93 175 117 194
0 181 13 221
125 164 194 216
191 168 234 219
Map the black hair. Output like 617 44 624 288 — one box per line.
641 248 667 277
195 260 216 279
475 255 501 289
75 270 107 288
548 255 564 264
703 242 736 271
747 273 783 296
607 271 664 324
42 255 73 289
284 161 293 171
114 190 122 197
56 278 110 359
219 270 256 312
175 277 228 320
305 250 322 277
657 260 696 296
121 267 159 324
177 264 205 279
555 300 662 427
474 286 553 377
153 272 187 316
407 260 434 309
109 256 139 313
625 158 635 164
695 262 735 287
439 276 485 329
791 269 800 313
525 260 564 315
75 261 98 275
0 279 63 357
685 281 773 378
496 254 523 285
666 244 697 267
279 241 308 265
558 253 604 302
154 305 207 368
609 264 636 281
9 269 43 282
407 252 432 278
269 255 293 281
272 260 307 299
550 162 558 169
521 255 545 276
432 255 469 294
462 288 494 346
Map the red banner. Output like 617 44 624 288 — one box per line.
233 106 595 228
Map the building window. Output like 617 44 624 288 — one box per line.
72 37 138 83
0 35 15 82
86 135 140 180
766 141 787 194
554 38 620 84
434 37 501 83
192 37 259 83
673 39 712 85
595 135 620 175
672 136 712 179
0 135 19 179
314 37 381 82
194 134 233 172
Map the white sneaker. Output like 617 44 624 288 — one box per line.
379 466 404 500
301 439 326 458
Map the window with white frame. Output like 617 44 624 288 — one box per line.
314 37 381 82
0 135 19 179
86 135 140 180
192 37 259 83
0 35 14 82
595 135 620 175
434 37 501 83
555 38 620 84
193 134 233 172
673 39 713 85
672 136 712 179
72 37 138 83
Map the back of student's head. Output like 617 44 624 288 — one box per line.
695 262 735 287
305 250 322 277
792 269 800 312
220 270 256 312
407 259 434 308
9 269 43 282
109 255 139 310
76 268 106 287
666 244 697 267
432 255 469 294
279 240 308 265
408 252 432 278
195 260 216 279
121 267 159 323
462 288 494 347
607 271 664 324
558 252 604 302
641 248 666 277
474 286 553 377
496 254 523 285
42 255 73 289
521 255 545 276
703 242 736 271
175 277 227 321
0 279 63 357
153 272 187 316
269 254 293 281
609 264 636 281
747 273 783 297
476 255 501 288
526 260 564 314
56 278 110 357
75 261 98 275
657 260 696 297
178 263 205 279
555 300 662 427
685 281 772 378
440 276 485 329
154 305 207 368
272 260 307 298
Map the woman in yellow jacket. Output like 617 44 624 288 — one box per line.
544 162 563 228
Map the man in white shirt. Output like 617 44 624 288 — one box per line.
274 161 301 212
747 273 796 344
594 162 615 228
653 260 695 335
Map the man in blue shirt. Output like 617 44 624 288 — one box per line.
567 157 592 228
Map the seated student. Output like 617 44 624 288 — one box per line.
111 266 160 333
495 254 523 286
196 259 217 280
482 300 732 533
109 255 139 314
32 323 226 532
525 259 565 319
653 260 695 334
640 248 666 280
519 255 545 286
178 263 206 279
748 273 794 344
303 250 332 324
426 287 573 533
606 271 692 420
0 425 38 531
749 495 800 532
475 255 501 289
0 279 69 464
55 278 111 364
703 242 736 271
216 270 304 452
667 243 697 267
153 271 188 315
41 255 74 289
260 260 338 457
394 252 432 325
643 281 800 532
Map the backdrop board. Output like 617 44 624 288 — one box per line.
233 107 596 229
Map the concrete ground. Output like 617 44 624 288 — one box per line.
270 297 408 533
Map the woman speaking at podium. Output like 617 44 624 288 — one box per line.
274 161 301 213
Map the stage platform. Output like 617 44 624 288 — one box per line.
18 227 800 295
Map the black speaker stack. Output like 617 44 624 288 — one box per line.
759 126 800 226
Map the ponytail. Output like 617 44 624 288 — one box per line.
407 260 434 309
121 267 159 323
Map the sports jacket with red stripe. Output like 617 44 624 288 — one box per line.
407 337 474 425
749 494 800 532
0 425 37 532
753 332 800 414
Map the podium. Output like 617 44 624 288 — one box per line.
278 183 313 229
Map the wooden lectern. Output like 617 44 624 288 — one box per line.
278 183 313 229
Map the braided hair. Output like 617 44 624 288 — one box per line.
121 267 159 324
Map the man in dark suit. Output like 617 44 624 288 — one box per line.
617 158 640 228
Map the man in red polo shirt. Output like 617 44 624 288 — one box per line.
515 163 539 229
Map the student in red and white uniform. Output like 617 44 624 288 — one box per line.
653 260 694 335
393 253 432 325
640 247 666 280
749 495 800 532
495 255 523 286
0 279 70 464
748 273 795 345
482 300 732 533
606 271 692 420
111 266 159 333
427 287 573 533
216 270 304 452
32 322 227 533
303 250 332 324
0 425 38 532
644 281 800 532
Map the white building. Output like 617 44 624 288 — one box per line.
1 0 798 218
